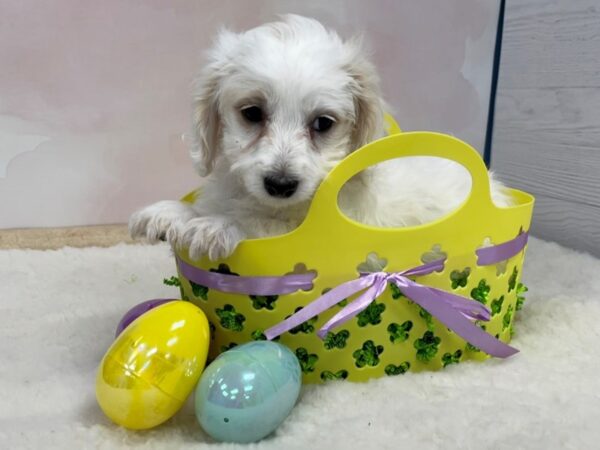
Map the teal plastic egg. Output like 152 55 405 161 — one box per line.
194 341 302 443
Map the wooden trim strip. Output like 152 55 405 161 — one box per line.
0 224 134 250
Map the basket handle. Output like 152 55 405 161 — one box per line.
300 130 493 230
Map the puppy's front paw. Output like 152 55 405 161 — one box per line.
129 201 196 243
177 217 245 261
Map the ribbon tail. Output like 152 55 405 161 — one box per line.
400 281 518 358
424 286 491 322
264 276 372 340
316 283 383 339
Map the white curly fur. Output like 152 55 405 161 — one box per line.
129 15 512 261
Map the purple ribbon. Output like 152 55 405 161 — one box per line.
476 231 529 265
264 259 518 358
177 230 529 359
177 257 315 296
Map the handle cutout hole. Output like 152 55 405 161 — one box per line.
337 156 474 229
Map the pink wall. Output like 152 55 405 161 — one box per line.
0 0 499 228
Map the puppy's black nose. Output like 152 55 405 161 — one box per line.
263 176 299 198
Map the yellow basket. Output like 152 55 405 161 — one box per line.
174 117 534 383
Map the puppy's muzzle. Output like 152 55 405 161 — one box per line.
263 175 299 198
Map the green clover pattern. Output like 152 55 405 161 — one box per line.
490 296 504 316
215 304 245 332
320 370 349 381
450 268 471 289
414 331 441 362
356 301 386 327
390 283 404 299
516 282 528 311
442 349 462 367
295 347 319 373
508 267 518 292
249 295 278 310
323 330 350 350
353 340 384 368
419 307 435 331
471 279 491 305
250 329 280 342
387 321 413 344
190 281 209 300
385 361 411 376
163 276 180 287
503 304 514 331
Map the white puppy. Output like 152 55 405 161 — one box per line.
129 15 512 261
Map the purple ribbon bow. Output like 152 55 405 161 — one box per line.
264 259 518 358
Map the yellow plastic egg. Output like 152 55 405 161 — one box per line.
96 301 210 429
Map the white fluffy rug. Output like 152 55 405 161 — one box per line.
1 237 599 449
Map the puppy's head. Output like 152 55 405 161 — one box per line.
191 14 385 207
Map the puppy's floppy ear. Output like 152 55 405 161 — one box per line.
343 36 386 151
190 29 237 177
190 70 221 177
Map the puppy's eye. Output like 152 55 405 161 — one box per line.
311 116 334 133
241 106 264 123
